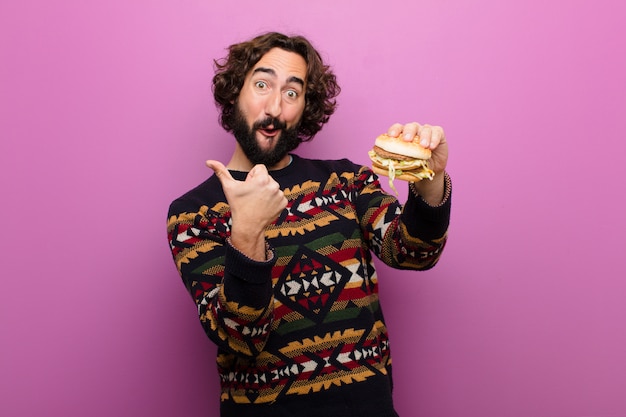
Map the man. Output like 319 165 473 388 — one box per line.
167 32 451 417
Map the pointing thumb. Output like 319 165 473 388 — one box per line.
206 160 234 184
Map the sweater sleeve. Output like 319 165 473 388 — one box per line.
356 166 452 270
401 171 452 241
167 204 275 357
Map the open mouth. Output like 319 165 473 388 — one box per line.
258 127 280 138
256 118 286 139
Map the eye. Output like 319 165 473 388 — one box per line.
255 80 267 89
285 90 299 99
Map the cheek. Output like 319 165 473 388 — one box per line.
285 103 306 125
238 89 264 117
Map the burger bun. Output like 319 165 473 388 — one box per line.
374 133 432 160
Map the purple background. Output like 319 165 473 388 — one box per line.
2 1 625 416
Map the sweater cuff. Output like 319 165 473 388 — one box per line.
224 238 275 284
402 172 452 240
223 238 275 308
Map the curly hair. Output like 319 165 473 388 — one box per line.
212 32 341 142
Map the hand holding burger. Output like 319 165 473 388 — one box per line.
368 133 435 185
370 122 448 204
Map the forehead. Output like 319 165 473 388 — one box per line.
250 48 307 82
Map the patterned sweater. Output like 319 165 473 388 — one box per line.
167 154 451 417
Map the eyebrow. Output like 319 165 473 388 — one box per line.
252 67 305 87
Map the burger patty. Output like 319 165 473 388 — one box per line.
372 145 415 161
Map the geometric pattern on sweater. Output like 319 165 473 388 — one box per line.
167 156 450 410
218 321 391 404
267 177 352 238
272 240 378 336
276 244 347 321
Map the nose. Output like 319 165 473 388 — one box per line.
264 90 282 118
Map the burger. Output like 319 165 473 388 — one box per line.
368 133 435 191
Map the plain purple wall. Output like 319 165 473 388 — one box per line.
2 1 625 416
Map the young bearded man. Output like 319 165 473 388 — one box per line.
167 32 451 417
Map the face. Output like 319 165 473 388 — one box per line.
233 48 307 166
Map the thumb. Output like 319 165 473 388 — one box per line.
206 160 235 185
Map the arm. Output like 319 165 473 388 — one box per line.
167 162 286 357
167 206 276 357
358 121 451 269
356 167 451 270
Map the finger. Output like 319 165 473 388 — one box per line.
249 164 269 177
428 126 445 149
418 124 432 148
206 160 235 183
402 122 421 141
387 123 404 137
247 164 271 183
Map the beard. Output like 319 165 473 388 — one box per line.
230 103 302 167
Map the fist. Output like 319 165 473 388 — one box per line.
206 160 287 230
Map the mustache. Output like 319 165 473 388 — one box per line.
254 117 286 130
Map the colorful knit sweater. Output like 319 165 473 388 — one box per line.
167 154 451 417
